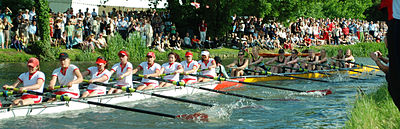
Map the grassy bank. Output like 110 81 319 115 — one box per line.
345 84 400 128
0 41 384 62
260 42 387 57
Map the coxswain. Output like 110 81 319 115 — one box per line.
2 57 45 106
159 52 183 87
214 56 230 79
180 51 199 84
108 50 133 94
49 53 83 99
227 50 249 77
265 49 286 73
344 49 356 68
132 52 161 90
81 57 111 97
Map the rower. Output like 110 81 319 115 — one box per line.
316 49 328 70
108 50 133 94
214 56 230 79
159 52 183 87
132 52 161 90
302 49 318 70
49 53 83 99
344 49 355 68
283 49 300 73
265 49 286 73
227 50 249 77
180 51 199 84
2 58 45 106
81 57 111 98
249 47 266 75
198 50 217 82
330 49 345 68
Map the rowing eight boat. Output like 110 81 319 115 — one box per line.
0 65 381 120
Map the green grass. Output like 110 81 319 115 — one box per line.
345 84 400 129
0 49 34 62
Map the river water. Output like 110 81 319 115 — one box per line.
0 57 386 128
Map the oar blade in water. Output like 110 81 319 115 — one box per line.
306 89 333 96
176 113 209 122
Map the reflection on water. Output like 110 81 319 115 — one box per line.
0 57 386 128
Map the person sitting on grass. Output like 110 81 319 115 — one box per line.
13 35 23 52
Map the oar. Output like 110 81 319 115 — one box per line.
1 87 45 97
83 80 214 107
281 65 334 75
55 94 210 121
188 74 332 95
244 69 331 83
1 86 69 97
133 74 264 101
316 63 385 77
335 59 381 71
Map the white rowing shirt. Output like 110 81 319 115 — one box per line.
198 58 217 77
86 66 111 91
139 62 161 84
52 64 80 95
161 62 182 81
18 71 45 94
111 62 133 87
181 60 199 80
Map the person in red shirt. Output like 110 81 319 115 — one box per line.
304 35 312 47
191 35 201 49
342 25 350 38
199 20 207 43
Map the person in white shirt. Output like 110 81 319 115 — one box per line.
197 50 217 82
108 50 133 94
181 51 199 84
132 52 161 90
81 57 111 97
2 58 45 106
49 53 83 99
159 52 183 87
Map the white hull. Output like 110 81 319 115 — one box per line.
0 81 219 120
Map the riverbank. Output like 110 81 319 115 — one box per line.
0 42 385 62
345 84 400 128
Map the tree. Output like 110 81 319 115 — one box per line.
32 0 56 61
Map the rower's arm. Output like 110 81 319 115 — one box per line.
344 56 354 61
121 68 133 78
91 74 109 83
286 58 298 65
265 57 277 65
71 69 83 85
21 79 44 91
81 69 90 77
226 61 237 68
238 59 249 70
2 80 21 89
220 66 230 79
48 76 58 89
174 65 184 74
209 60 217 69
254 56 264 64
318 57 328 64
185 65 198 74
146 69 161 78
312 57 319 64
131 66 141 75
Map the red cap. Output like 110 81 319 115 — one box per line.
118 50 128 57
96 58 107 66
146 52 155 57
27 57 39 68
185 51 193 57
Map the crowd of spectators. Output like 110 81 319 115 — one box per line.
0 7 388 53
228 15 388 50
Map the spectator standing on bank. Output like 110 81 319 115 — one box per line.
65 20 75 50
183 32 191 48
27 21 37 42
199 19 207 43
